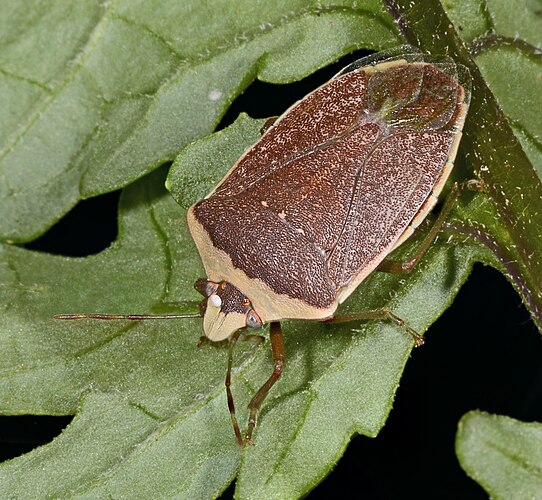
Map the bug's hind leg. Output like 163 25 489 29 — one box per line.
245 322 285 445
377 180 485 275
327 309 424 347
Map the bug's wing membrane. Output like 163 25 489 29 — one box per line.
367 64 425 122
211 70 369 198
334 45 423 78
369 62 461 131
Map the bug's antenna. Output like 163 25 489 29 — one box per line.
54 313 201 321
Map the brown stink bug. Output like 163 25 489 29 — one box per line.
57 46 471 446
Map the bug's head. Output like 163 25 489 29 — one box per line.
194 279 262 341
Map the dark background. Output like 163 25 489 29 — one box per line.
2 51 540 498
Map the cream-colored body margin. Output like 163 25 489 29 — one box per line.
187 209 337 323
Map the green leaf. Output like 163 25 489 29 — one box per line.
456 411 542 499
444 0 542 178
0 169 248 497
1 147 493 497
390 0 542 331
0 0 400 243
167 113 266 209
443 0 542 48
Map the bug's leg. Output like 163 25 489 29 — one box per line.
226 329 244 447
377 180 485 274
245 322 285 445
328 309 424 347
260 116 278 135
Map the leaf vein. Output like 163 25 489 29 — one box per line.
486 440 542 478
0 67 51 92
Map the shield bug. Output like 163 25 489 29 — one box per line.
57 46 471 446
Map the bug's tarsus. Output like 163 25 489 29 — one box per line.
245 322 285 445
377 179 485 276
225 329 244 446
327 309 424 346
383 309 425 347
465 179 486 193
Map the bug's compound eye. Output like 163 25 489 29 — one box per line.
246 309 262 329
209 294 222 308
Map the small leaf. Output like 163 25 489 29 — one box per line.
456 411 542 499
168 113 266 209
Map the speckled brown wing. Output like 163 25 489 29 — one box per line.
210 69 369 199
327 63 468 300
191 66 382 315
328 129 454 293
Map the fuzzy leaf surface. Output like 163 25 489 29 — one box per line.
457 412 542 499
1 0 541 498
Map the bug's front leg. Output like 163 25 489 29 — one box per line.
213 329 267 446
327 309 424 347
225 329 244 446
245 321 285 445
